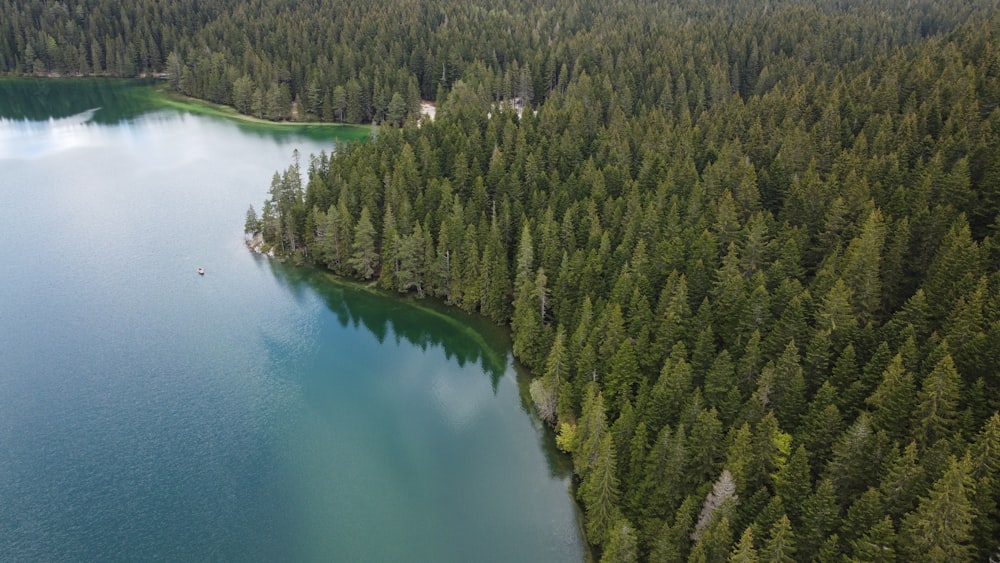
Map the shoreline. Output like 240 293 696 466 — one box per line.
0 74 372 134
153 84 370 132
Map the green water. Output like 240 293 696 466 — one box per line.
0 79 583 561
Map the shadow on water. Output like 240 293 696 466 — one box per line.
0 78 161 123
259 258 511 389
0 77 370 144
258 257 578 481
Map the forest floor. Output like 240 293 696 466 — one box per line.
420 101 436 121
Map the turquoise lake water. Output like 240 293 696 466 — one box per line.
0 80 583 561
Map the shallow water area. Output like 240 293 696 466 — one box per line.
0 79 583 561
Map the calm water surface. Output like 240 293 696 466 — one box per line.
0 80 583 561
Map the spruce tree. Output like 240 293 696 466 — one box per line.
761 515 796 563
850 515 897 563
913 353 962 448
728 527 759 563
899 455 975 562
349 206 379 279
581 433 621 545
601 519 639 563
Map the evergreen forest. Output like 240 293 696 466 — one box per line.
5 0 1000 560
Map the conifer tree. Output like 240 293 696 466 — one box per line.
688 516 733 563
648 496 698 563
728 527 758 563
798 479 840 560
899 455 975 562
850 515 897 563
826 412 887 505
922 216 982 322
601 519 639 563
532 325 568 424
773 444 811 523
575 385 609 478
875 442 925 521
840 488 884 546
761 515 796 563
866 354 917 442
686 408 724 486
913 354 962 448
693 469 738 541
349 206 379 279
969 413 1000 561
797 381 843 470
479 214 511 323
378 204 400 289
581 433 621 545
841 208 886 323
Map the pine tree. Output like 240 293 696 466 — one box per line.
575 385 609 477
729 527 759 563
349 206 379 279
688 516 733 563
534 325 568 423
686 408 724 486
899 455 975 562
479 214 511 323
913 353 962 448
840 488 885 546
770 341 806 428
813 534 842 563
379 204 401 290
648 496 698 563
878 442 926 520
643 346 692 434
866 354 917 442
605 339 640 408
397 222 429 295
798 479 840 560
850 515 896 563
761 515 796 563
841 208 886 323
826 412 887 505
512 269 545 368
704 350 741 424
725 423 756 497
693 469 738 541
653 262 689 335
581 433 621 544
797 381 843 471
817 278 857 348
601 519 639 563
639 423 689 519
773 444 812 523
921 215 982 322
969 413 1000 561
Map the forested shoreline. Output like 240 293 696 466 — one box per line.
7 0 1000 560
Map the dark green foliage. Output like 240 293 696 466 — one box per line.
849 515 897 563
761 515 796 563
602 519 639 563
798 479 840 560
899 455 976 561
688 515 733 563
728 527 758 563
866 354 918 442
913 353 963 448
772 445 811 523
581 433 622 545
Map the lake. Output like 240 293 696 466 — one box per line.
0 79 583 561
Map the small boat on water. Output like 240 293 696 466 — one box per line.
197 267 205 275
